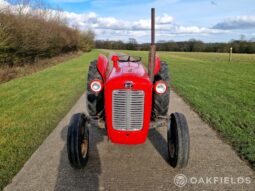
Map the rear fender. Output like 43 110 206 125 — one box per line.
96 54 108 81
154 56 160 75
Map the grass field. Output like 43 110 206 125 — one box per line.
119 50 255 167
0 50 99 190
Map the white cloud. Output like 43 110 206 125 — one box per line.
0 0 48 16
0 0 8 6
213 16 255 29
62 11 174 31
0 0 10 10
62 10 224 35
0 0 228 41
156 14 174 24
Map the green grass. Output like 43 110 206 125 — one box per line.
0 50 99 190
117 50 255 167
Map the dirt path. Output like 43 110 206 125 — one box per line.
4 91 254 191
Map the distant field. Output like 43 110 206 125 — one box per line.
0 50 99 190
118 50 255 167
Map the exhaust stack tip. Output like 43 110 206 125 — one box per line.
148 8 156 82
151 8 155 45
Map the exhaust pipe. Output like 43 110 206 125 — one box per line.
148 8 156 82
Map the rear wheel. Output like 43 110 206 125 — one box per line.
87 60 104 117
152 61 170 119
67 113 89 169
167 112 190 168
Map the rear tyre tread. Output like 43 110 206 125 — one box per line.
152 61 170 118
87 60 104 117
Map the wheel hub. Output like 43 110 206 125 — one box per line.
81 139 88 158
169 142 175 158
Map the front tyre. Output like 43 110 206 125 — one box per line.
167 112 190 168
67 113 89 169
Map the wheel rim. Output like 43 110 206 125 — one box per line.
79 121 89 159
168 117 178 159
81 138 88 158
168 141 175 158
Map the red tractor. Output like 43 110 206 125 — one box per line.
67 8 190 169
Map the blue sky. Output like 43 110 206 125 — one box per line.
3 0 255 42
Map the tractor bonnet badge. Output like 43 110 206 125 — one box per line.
124 81 134 88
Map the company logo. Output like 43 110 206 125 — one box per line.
173 174 252 188
124 81 134 88
174 174 188 187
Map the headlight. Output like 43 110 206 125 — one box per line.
90 80 103 93
154 81 167 94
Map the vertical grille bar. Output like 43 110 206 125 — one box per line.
112 90 144 131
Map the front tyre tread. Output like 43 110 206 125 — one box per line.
167 112 190 168
67 113 89 169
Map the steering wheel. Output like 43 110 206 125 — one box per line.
119 56 142 62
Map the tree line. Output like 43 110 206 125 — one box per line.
0 0 94 66
95 38 255 54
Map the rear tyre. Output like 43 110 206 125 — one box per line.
87 60 104 117
152 61 170 119
167 112 190 168
67 113 89 169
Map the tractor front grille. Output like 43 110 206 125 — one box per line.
112 90 144 131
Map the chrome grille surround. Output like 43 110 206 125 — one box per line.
112 90 144 131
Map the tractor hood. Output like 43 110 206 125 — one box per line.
107 62 150 81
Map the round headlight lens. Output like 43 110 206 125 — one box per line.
155 82 167 94
90 80 103 93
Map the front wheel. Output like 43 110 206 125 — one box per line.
67 113 89 169
167 112 190 168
